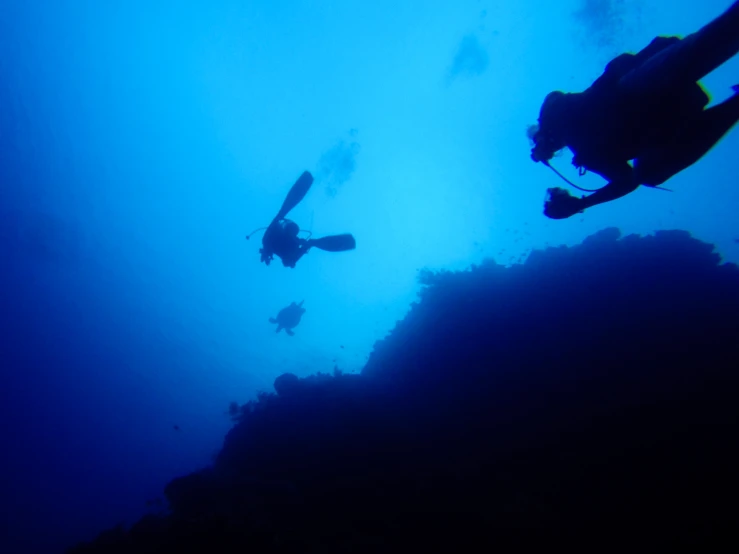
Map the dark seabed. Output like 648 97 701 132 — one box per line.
66 228 739 553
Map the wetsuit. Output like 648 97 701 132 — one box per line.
260 219 311 268
546 0 739 216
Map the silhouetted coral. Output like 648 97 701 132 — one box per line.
67 228 739 553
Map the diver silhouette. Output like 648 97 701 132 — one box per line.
530 0 739 219
246 171 356 268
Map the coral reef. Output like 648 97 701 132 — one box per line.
68 229 739 553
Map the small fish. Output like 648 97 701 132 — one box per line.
173 425 180 431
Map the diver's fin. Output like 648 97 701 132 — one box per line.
286 329 295 336
269 317 278 324
309 234 356 252
276 171 314 220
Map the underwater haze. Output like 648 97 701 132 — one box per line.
1 0 738 552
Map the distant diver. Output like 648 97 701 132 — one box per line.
246 171 356 267
269 301 306 336
530 0 739 219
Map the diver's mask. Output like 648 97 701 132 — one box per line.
531 91 569 163
530 126 563 163
531 135 554 162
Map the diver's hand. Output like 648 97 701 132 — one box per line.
544 187 585 219
259 248 273 265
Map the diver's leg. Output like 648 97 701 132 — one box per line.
620 1 739 96
634 92 739 186
679 0 739 81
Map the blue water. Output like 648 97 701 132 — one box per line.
1 1 738 552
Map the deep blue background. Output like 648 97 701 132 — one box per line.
1 1 738 552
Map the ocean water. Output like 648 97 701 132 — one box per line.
1 0 738 552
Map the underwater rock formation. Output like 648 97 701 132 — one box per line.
68 228 739 553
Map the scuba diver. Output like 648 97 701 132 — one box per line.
246 171 356 268
530 0 739 219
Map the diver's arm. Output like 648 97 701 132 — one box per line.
580 178 639 209
580 162 639 210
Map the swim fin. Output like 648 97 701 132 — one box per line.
309 234 356 252
276 171 314 220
